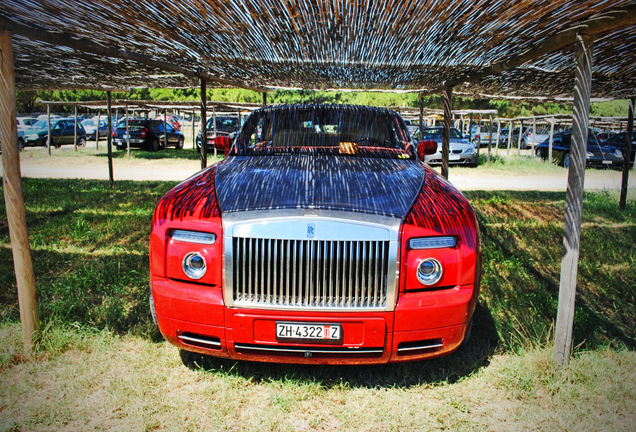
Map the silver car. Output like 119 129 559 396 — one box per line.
416 126 477 166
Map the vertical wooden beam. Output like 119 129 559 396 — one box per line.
0 30 39 353
549 119 555 164
125 102 130 158
191 111 195 149
495 119 501 156
47 103 51 155
441 87 452 180
468 112 474 143
507 120 513 155
200 78 208 169
73 105 78 151
96 109 101 150
163 108 168 150
553 35 594 367
476 113 482 159
213 106 218 158
619 97 634 211
532 117 537 152
488 113 494 163
517 119 524 155
106 91 114 189
419 97 424 140
263 92 267 106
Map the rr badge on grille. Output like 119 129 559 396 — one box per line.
307 223 315 238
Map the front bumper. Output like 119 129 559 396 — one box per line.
151 275 475 364
425 152 476 165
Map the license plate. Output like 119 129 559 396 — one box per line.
276 322 342 343
122 134 129 139
449 154 461 161
602 160 612 164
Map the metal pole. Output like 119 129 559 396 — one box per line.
200 78 207 169
106 91 114 189
619 97 634 210
441 87 452 180
553 35 594 367
0 30 39 354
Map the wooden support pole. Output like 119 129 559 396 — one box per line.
73 105 78 151
191 111 195 149
441 87 452 180
126 102 130 158
106 91 114 189
549 119 555 164
517 120 524 155
213 106 218 158
96 109 101 150
200 78 207 169
163 108 168 150
553 35 594 368
419 97 424 140
47 103 51 155
619 97 634 211
532 117 537 152
263 92 267 106
476 113 482 160
507 120 513 155
0 30 40 353
488 113 494 163
468 112 474 143
495 119 501 156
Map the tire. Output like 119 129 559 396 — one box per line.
176 136 184 150
520 139 527 150
116 145 125 151
78 137 86 147
18 138 24 152
42 137 48 148
149 138 160 152
562 152 570 168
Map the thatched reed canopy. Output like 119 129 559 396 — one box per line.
0 0 635 98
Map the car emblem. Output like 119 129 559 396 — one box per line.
307 223 315 239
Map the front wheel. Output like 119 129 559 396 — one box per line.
520 139 527 150
149 138 160 152
42 137 48 148
176 136 184 150
77 137 86 147
562 152 570 168
18 138 24 152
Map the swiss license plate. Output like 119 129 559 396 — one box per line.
122 134 129 139
449 154 461 161
276 322 342 343
602 160 612 164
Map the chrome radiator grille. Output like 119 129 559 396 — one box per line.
232 237 390 309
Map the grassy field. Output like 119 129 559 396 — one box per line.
0 176 635 430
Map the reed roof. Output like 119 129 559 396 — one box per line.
1 0 635 98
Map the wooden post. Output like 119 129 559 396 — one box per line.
126 102 130 158
0 30 40 353
532 117 537 152
553 35 594 367
106 91 114 189
549 119 555 164
163 108 168 150
619 97 634 211
517 119 523 156
213 106 218 158
441 87 452 180
191 111 195 149
263 92 267 106
419 97 424 140
468 112 474 144
200 78 207 169
495 119 501 156
73 105 78 151
488 113 494 163
47 103 51 155
476 113 482 159
507 120 513 155
96 109 101 150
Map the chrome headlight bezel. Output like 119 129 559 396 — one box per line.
182 252 207 280
417 258 443 286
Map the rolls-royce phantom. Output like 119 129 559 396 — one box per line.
150 104 481 365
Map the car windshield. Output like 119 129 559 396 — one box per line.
233 105 413 159
116 119 146 128
207 116 240 132
32 120 48 129
81 119 94 127
420 127 464 140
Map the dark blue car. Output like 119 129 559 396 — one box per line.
113 119 184 151
601 131 635 166
535 131 623 168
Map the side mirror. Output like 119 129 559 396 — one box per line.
417 140 437 161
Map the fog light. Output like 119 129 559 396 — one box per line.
417 258 443 286
182 252 206 280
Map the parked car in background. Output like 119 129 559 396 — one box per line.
113 118 184 151
156 114 181 131
24 118 87 148
497 127 533 148
601 131 636 165
81 118 109 140
414 126 477 166
150 104 481 366
196 116 241 153
16 116 38 131
535 131 623 168
525 126 550 146
36 114 63 122
596 131 617 143
469 123 499 147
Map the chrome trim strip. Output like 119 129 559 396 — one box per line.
397 342 444 352
223 209 401 312
178 335 222 347
234 343 384 355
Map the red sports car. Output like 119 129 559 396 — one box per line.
150 104 481 365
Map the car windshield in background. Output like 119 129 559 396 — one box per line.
32 120 48 129
420 127 464 140
116 119 146 128
207 116 240 132
234 105 412 159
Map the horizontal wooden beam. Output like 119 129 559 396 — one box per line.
420 4 636 97
0 14 268 93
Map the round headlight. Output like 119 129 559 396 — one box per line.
417 258 443 286
182 252 206 280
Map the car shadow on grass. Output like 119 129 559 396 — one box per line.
180 302 500 389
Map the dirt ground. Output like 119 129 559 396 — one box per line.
2 143 635 194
